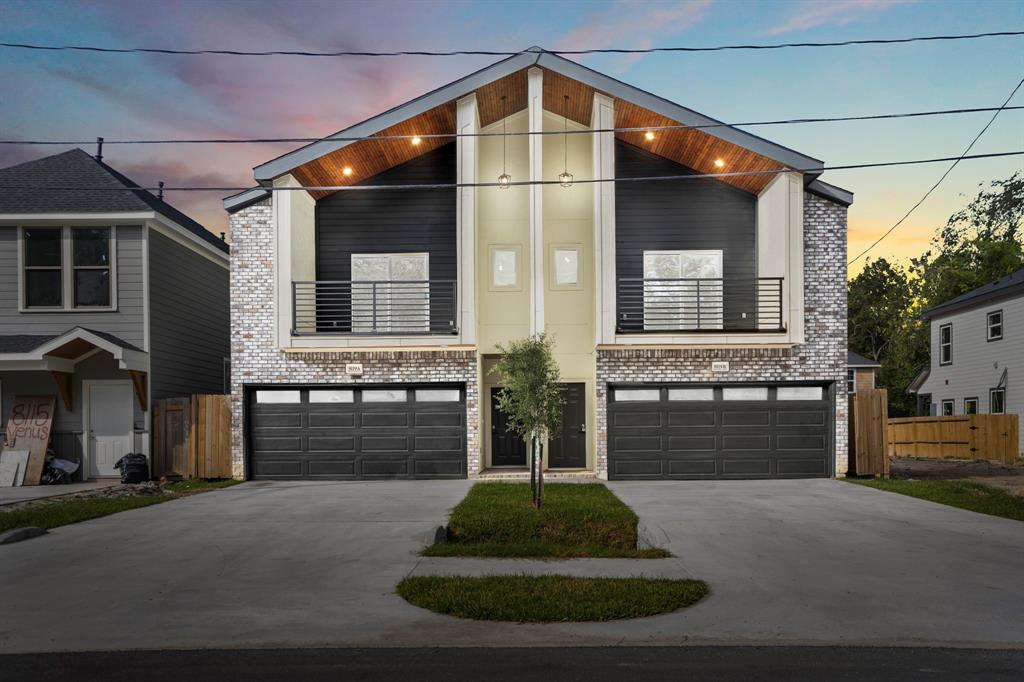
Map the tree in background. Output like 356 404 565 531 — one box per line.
492 333 564 508
849 172 1023 416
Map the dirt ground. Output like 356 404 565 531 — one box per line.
890 457 1024 496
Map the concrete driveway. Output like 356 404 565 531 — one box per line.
1 478 1023 652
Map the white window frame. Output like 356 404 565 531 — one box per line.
989 388 1005 414
350 252 429 333
847 369 856 394
18 225 118 312
642 249 724 331
964 397 979 415
489 244 522 291
938 323 952 365
941 399 954 416
986 310 1003 341
550 243 582 290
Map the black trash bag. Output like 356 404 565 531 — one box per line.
41 465 71 485
113 453 150 484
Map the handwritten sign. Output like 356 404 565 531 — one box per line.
4 395 56 486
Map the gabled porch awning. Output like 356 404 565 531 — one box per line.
0 327 147 373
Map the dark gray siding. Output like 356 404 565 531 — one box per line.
0 225 146 346
315 143 457 334
149 230 229 398
614 140 758 329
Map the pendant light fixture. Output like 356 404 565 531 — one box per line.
497 95 511 189
558 95 573 188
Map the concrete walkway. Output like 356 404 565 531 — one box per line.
1 478 1023 652
0 480 119 506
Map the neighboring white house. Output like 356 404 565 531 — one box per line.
912 267 1024 455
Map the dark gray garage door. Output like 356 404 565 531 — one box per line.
248 385 466 480
607 384 832 479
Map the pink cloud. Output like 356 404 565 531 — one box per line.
765 0 916 36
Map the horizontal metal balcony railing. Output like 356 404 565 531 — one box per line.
616 277 785 333
292 280 458 336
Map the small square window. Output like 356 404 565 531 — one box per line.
778 386 823 401
668 388 714 401
490 245 521 290
722 387 769 401
964 398 978 415
551 245 581 289
614 388 660 402
416 389 461 402
987 311 1003 341
309 390 354 403
256 390 301 404
941 399 954 416
362 389 407 403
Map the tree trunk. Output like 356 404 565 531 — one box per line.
529 433 537 500
536 440 544 509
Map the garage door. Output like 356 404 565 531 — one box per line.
248 385 466 480
607 384 831 479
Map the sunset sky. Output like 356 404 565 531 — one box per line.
1 0 1021 277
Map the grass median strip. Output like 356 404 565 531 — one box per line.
423 482 669 558
397 575 708 622
847 478 1024 521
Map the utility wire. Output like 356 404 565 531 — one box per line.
2 105 1022 147
2 150 1021 194
1 30 1022 58
847 74 1024 266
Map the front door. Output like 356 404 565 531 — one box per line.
490 387 526 467
86 381 134 478
549 383 587 469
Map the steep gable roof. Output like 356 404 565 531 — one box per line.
0 149 229 254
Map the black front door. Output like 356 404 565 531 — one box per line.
491 387 526 467
549 383 587 469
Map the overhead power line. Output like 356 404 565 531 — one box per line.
847 74 1024 266
0 30 1022 58
1 150 1021 194
2 104 1022 147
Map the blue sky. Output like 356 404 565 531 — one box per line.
0 0 1022 275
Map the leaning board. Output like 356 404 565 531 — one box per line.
3 396 56 486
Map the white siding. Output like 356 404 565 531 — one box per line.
918 293 1024 455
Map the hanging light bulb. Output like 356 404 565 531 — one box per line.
559 94 573 188
498 95 511 189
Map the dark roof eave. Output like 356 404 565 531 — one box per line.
224 187 271 213
806 178 853 206
921 274 1024 320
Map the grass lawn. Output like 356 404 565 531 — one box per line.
0 479 241 534
847 478 1024 522
397 575 708 622
422 482 670 558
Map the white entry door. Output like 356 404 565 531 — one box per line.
85 381 134 478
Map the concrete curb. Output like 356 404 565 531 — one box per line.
0 527 48 545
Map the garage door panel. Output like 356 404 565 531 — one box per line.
248 386 466 480
609 384 831 480
668 411 716 427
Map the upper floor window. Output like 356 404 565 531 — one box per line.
938 323 952 365
643 250 723 330
350 252 428 334
986 310 1003 341
21 226 115 310
847 369 856 394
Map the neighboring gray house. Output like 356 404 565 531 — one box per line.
911 267 1023 455
0 149 230 479
225 48 852 482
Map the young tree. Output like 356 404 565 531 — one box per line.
491 333 564 508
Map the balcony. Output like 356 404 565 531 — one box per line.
616 277 785 333
292 280 458 336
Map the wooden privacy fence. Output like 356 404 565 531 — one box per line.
848 388 889 477
153 394 232 479
887 414 1020 465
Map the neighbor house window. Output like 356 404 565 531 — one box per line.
964 397 979 415
939 323 952 365
642 250 723 330
350 252 428 333
989 388 1005 414
941 399 954 416
21 226 115 310
847 369 856 394
987 310 1003 341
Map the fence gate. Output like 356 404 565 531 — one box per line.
153 395 232 479
887 414 1020 464
849 388 889 477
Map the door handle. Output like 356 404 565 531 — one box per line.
580 423 586 433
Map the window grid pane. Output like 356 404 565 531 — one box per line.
615 388 660 402
415 389 461 402
778 387 823 401
668 388 714 401
309 390 354 403
362 389 407 403
256 390 301 404
722 387 769 401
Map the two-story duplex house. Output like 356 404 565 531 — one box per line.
0 149 230 480
226 48 852 482
910 267 1023 455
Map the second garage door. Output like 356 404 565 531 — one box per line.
608 384 832 479
248 385 466 480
